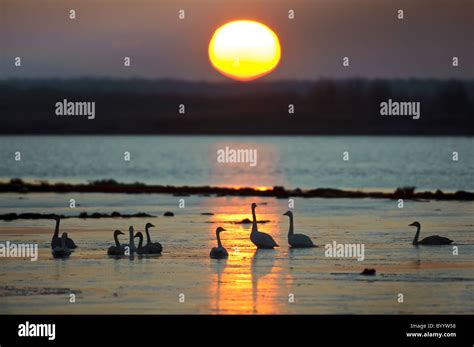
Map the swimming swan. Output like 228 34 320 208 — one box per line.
51 216 77 249
283 211 317 248
52 232 71 258
143 222 163 254
134 231 147 255
250 203 278 249
210 227 228 259
409 221 453 245
107 230 125 256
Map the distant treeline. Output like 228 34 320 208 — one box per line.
1 179 473 200
0 78 473 135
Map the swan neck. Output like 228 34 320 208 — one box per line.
145 227 152 244
54 219 60 238
413 225 421 245
216 231 223 248
288 215 294 236
138 236 143 249
251 207 257 234
114 233 120 247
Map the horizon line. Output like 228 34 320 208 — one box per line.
1 76 474 83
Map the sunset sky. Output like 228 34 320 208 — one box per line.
1 0 473 80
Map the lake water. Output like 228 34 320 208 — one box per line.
0 193 473 314
0 136 473 191
0 136 472 314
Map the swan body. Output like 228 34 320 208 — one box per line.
107 230 125 256
210 227 229 259
283 211 317 248
250 203 278 249
134 232 147 255
143 223 163 254
52 232 71 258
409 221 453 246
51 216 77 249
122 226 137 253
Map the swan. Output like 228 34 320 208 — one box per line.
107 230 125 256
51 216 77 249
283 211 317 248
133 231 147 255
143 223 163 254
250 203 278 249
121 226 137 253
210 227 229 259
409 221 453 245
52 232 71 258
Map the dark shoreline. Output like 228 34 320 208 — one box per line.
0 212 155 221
2 179 473 201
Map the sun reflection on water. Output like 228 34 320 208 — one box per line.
204 198 290 314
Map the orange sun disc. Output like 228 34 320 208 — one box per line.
208 20 281 81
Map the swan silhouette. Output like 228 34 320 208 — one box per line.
107 230 125 256
52 232 71 258
143 222 163 254
51 216 77 249
250 203 278 249
409 221 453 245
122 226 137 253
210 227 228 259
134 231 147 255
283 211 317 248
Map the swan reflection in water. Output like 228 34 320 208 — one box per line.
205 198 282 314
210 258 228 313
208 239 278 314
210 250 279 314
251 249 276 314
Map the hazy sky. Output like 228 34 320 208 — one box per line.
1 0 473 80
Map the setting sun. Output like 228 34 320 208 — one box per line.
209 20 281 81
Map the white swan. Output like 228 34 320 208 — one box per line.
143 222 163 254
122 226 137 253
250 203 278 249
210 227 228 259
52 232 71 258
107 230 125 256
283 211 317 248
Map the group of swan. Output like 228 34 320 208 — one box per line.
250 203 316 249
107 223 163 256
49 206 454 260
209 203 316 259
210 203 454 259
